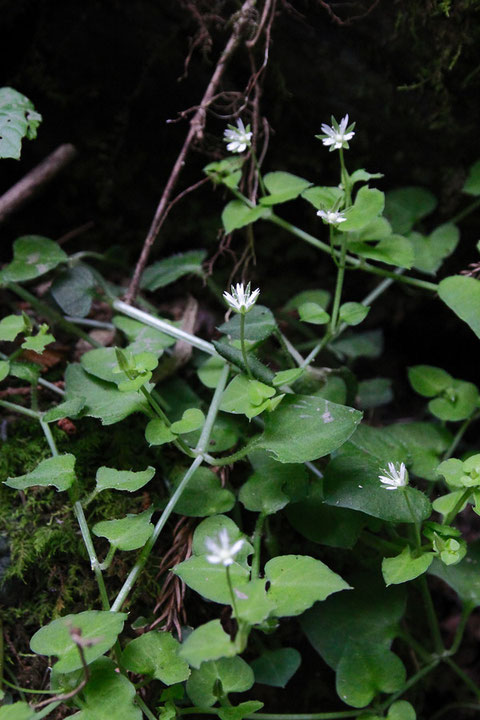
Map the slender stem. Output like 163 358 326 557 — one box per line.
417 575 444 654
0 399 40 419
135 695 158 720
111 365 230 612
64 316 115 330
276 330 305 367
431 702 480 720
1 353 66 397
140 385 196 459
268 214 438 292
450 197 480 224
34 702 63 720
443 488 472 526
99 545 116 571
301 333 330 369
444 657 480 699
251 147 266 196
226 565 241 619
251 513 266 578
443 413 480 461
398 629 433 663
240 313 253 379
204 436 261 466
73 500 110 610
404 490 422 549
8 283 103 348
379 661 439 712
113 299 217 356
111 455 203 613
448 602 474 655
40 419 58 457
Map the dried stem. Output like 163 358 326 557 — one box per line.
124 0 257 304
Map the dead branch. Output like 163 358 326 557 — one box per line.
0 144 77 224
124 0 257 305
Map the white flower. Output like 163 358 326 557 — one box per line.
317 114 355 151
379 462 409 490
223 282 260 314
205 529 244 566
317 209 347 225
223 119 252 153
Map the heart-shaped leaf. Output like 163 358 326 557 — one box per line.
179 620 238 668
186 657 254 707
145 418 176 446
122 631 190 684
170 408 205 435
222 201 267 233
30 611 127 673
5 453 76 492
141 250 206 291
67 657 141 720
0 236 67 283
251 648 301 688
92 509 154 551
0 87 42 160
95 466 156 493
336 642 406 708
382 547 434 586
439 275 480 340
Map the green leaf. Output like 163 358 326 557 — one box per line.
0 703 33 720
301 574 406 669
81 347 132 385
179 620 238 668
204 157 244 188
432 489 468 518
0 236 67 283
186 657 254 707
9 360 40 384
43 397 86 423
21 326 55 353
141 250 206 291
265 555 350 617
145 418 176 446
286 477 366 549
95 465 156 493
92 509 154 551
0 313 27 341
5 453 76 492
171 466 235 517
170 408 205 435
301 185 343 210
324 455 431 523
439 275 480 340
257 394 362 463
463 159 480 196
382 547 434 585
408 365 452 397
220 375 277 419
348 235 415 269
387 701 416 720
384 187 437 234
65 364 150 426
331 330 383 360
122 631 190 684
409 224 459 275
428 379 479 422
218 305 276 341
386 421 451 481
218 702 264 720
0 87 42 159
222 200 267 233
0 360 9 382
231 579 276 624
284 289 331 311
356 378 393 409
429 540 480 606
30 611 127 673
340 302 369 326
336 642 406 708
198 356 227 388
113 315 176 353
259 171 312 205
68 657 141 720
338 187 385 232
272 368 305 387
251 648 301 688
239 472 290 515
350 169 384 186
50 265 95 317
357 216 392 241
298 302 330 324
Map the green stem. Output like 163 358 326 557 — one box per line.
443 488 472 526
430 702 480 720
404 490 422 549
448 602 474 655
450 197 480 224
240 312 253 379
204 436 261 466
398 629 434 663
8 283 103 348
379 661 439 712
443 413 480 461
251 147 266 196
1 678 55 695
417 575 444 654
0 399 40 419
251 513 266 578
140 385 196 459
330 237 347 334
135 695 158 720
34 703 63 720
444 657 480 699
268 213 438 292
111 364 229 613
73 500 110 610
226 565 241 620
99 545 116 571
40 419 58 457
